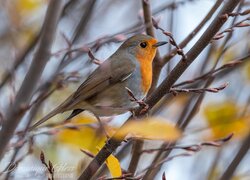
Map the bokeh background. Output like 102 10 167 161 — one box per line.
0 0 249 179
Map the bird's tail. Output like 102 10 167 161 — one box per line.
28 106 63 132
28 94 75 132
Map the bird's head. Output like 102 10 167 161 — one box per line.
120 34 167 63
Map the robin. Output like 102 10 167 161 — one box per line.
29 34 167 130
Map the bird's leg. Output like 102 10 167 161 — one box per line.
137 98 149 115
125 87 149 115
129 108 137 118
91 112 109 139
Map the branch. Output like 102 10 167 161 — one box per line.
128 0 160 175
40 151 55 180
152 19 187 60
143 79 213 178
170 82 228 95
0 0 64 160
141 133 233 154
71 0 97 43
88 49 102 65
140 2 247 177
97 174 142 180
78 0 240 179
228 8 250 17
0 33 40 90
140 134 233 175
143 0 161 94
142 0 155 37
172 55 247 87
150 0 224 94
145 0 239 110
212 16 250 41
161 0 224 63
220 133 250 180
126 87 149 115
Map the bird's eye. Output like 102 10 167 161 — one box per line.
140 42 147 48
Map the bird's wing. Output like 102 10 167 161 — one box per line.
72 57 136 101
28 57 136 131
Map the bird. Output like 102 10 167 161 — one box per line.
29 34 167 131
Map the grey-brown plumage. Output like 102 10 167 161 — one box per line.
29 34 167 131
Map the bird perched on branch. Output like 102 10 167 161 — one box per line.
29 34 167 131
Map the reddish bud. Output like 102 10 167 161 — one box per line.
40 151 45 164
235 22 250 27
241 9 250 16
220 14 229 21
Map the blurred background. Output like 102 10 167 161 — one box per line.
0 0 249 179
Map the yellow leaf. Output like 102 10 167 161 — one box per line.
204 102 249 138
114 117 181 141
56 113 106 153
243 60 250 82
6 0 44 28
204 101 238 126
211 47 238 63
15 27 38 48
16 0 43 12
105 154 122 178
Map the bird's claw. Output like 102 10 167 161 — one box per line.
138 100 149 115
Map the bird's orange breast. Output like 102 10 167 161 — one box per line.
136 55 153 94
140 61 152 94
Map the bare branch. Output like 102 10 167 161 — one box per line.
152 19 187 60
161 0 224 64
173 53 250 87
88 49 102 65
150 0 224 94
142 0 161 94
128 0 162 174
0 32 40 90
80 149 95 158
145 0 239 114
141 133 233 154
170 82 228 95
140 134 233 176
212 16 250 41
71 0 97 43
228 9 250 17
220 133 250 180
78 1 240 179
126 87 149 114
0 0 64 160
40 151 55 180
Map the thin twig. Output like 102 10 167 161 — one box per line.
152 18 186 60
212 16 250 41
143 3 248 176
128 0 159 175
143 78 214 179
161 0 224 64
141 133 233 154
140 134 233 176
172 54 250 87
170 82 228 95
0 32 40 90
149 0 224 94
71 0 97 43
40 151 55 180
220 133 250 180
78 1 240 179
0 0 64 160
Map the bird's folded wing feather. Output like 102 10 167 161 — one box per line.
72 57 136 103
28 57 136 131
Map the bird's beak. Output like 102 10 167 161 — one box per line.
153 41 168 47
